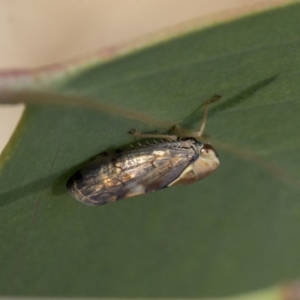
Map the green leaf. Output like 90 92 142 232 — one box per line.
1 3 300 298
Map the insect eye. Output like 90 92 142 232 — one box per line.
200 144 217 160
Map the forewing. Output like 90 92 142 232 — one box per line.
67 147 195 206
142 153 194 191
116 147 195 198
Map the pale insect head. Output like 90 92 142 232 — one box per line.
192 143 220 180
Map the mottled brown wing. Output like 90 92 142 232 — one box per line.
67 146 195 206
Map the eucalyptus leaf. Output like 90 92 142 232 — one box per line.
1 3 300 298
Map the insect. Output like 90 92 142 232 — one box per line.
67 95 221 206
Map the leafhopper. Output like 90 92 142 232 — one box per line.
67 95 221 206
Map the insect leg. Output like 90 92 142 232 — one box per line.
128 129 177 141
173 94 221 139
129 94 221 141
197 94 221 137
